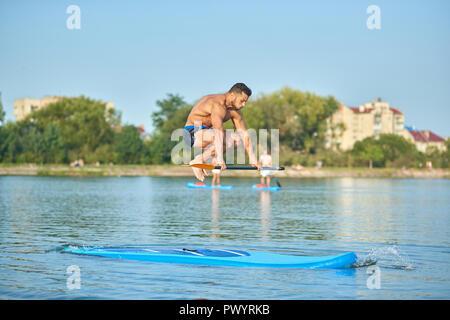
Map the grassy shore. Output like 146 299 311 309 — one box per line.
0 164 449 178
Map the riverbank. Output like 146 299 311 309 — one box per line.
0 164 449 178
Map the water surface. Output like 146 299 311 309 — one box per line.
0 176 448 299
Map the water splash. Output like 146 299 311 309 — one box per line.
354 246 414 270
52 243 94 253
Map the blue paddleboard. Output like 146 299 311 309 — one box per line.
187 182 233 190
252 184 280 191
61 246 356 269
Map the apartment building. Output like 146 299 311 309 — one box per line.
325 98 405 150
403 129 446 153
13 95 114 121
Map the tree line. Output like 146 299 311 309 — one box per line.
0 89 448 168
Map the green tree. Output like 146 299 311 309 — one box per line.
0 123 12 162
114 125 144 164
442 139 450 168
351 134 419 168
40 124 67 163
0 92 9 160
17 122 42 163
0 120 35 163
377 134 417 167
242 87 339 153
0 95 123 164
27 96 119 162
362 143 384 169
147 132 173 164
0 121 65 164
151 93 189 131
352 137 384 168
0 92 5 125
149 94 192 164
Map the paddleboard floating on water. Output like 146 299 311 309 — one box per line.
61 246 357 269
187 182 233 190
252 184 280 191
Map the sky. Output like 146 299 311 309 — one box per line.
1 0 449 136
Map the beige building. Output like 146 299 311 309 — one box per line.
14 95 61 121
403 129 446 153
325 98 405 150
14 95 114 121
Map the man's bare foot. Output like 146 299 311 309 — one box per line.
192 167 205 181
190 160 209 181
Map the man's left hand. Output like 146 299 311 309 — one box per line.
251 162 262 170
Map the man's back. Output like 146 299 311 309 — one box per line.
185 94 226 128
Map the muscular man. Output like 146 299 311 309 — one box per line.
183 83 260 181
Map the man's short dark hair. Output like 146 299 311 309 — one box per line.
229 83 252 97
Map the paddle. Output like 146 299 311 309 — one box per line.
186 163 285 171
272 176 282 188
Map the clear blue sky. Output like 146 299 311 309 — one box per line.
1 0 449 136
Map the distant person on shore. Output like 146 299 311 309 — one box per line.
70 159 84 167
258 149 272 186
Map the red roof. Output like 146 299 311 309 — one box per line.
349 107 373 114
347 106 403 115
408 130 445 143
390 108 403 115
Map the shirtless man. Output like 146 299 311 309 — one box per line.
183 83 260 181
258 149 272 186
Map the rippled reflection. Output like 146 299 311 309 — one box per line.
259 191 271 240
324 178 425 244
211 189 220 238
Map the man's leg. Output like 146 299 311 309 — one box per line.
190 129 244 181
189 129 216 181
190 144 214 181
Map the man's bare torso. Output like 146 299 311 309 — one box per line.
185 94 235 128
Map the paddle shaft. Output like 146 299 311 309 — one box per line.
185 163 285 171
217 166 284 170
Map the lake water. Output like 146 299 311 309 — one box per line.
0 176 449 299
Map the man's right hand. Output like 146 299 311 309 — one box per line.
251 161 261 171
216 159 227 171
249 154 261 170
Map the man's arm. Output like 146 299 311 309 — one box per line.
230 110 259 168
211 104 226 169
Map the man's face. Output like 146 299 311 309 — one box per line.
232 93 249 110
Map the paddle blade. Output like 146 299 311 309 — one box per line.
188 163 216 170
273 177 281 188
